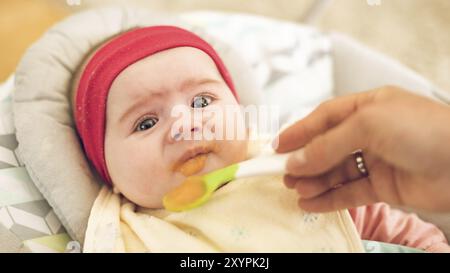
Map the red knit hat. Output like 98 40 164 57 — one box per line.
75 26 238 185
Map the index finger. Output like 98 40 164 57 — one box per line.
274 91 378 153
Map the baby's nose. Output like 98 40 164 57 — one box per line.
170 122 202 142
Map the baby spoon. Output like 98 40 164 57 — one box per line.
163 153 291 212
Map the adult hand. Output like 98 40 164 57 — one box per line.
275 86 450 212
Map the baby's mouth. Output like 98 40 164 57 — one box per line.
173 144 219 176
175 154 208 176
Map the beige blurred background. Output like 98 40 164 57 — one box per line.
1 0 449 93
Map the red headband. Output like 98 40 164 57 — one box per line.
75 26 237 185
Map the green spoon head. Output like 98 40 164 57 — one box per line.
163 176 208 212
163 163 239 212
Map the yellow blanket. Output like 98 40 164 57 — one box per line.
84 174 364 252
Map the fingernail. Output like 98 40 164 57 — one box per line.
271 136 279 151
293 148 307 166
286 148 307 175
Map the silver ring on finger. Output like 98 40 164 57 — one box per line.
352 149 369 178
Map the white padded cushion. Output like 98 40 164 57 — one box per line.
12 6 259 244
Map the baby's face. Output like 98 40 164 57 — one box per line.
103 47 248 208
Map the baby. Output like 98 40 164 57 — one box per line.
71 26 449 252
71 26 248 209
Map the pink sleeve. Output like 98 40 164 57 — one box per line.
348 203 450 253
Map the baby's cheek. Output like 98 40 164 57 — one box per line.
118 158 171 208
219 139 249 165
105 139 168 205
126 150 168 188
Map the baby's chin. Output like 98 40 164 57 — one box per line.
126 192 165 209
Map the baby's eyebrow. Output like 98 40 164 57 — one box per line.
179 77 222 92
118 94 155 124
118 77 223 124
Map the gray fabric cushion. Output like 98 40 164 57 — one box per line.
0 222 21 253
13 6 258 244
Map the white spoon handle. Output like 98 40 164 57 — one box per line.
235 153 291 178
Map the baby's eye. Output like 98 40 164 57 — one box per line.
191 94 213 108
135 117 158 132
